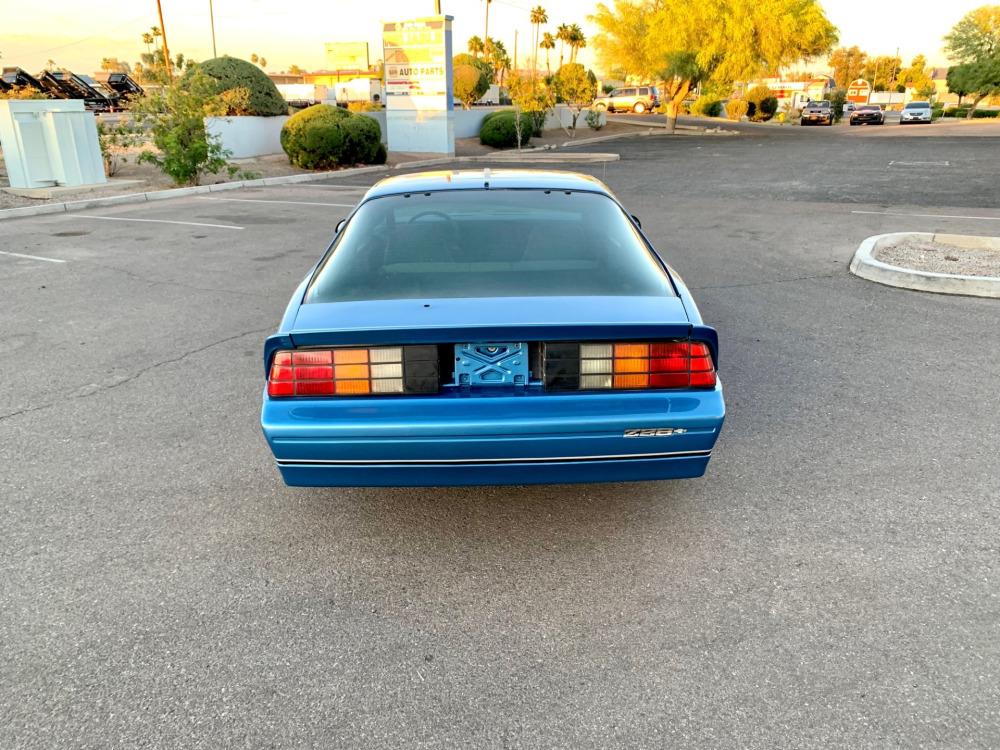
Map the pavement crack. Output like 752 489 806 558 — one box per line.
0 327 269 424
79 259 270 299
689 272 841 291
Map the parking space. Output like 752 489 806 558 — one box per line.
3 127 1000 748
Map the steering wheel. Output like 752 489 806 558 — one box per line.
408 210 455 225
407 210 461 255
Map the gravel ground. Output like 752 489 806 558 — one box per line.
874 236 1000 277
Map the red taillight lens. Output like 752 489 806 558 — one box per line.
267 345 439 397
546 341 716 391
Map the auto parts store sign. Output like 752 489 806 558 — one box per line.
847 79 871 104
383 18 450 111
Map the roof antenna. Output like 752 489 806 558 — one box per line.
483 167 491 189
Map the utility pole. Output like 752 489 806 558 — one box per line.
156 0 173 82
208 0 217 57
434 0 441 12
484 0 491 44
513 30 518 74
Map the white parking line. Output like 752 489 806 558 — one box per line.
196 197 355 207
78 216 244 230
286 183 367 191
0 250 67 263
852 210 1000 222
889 160 950 166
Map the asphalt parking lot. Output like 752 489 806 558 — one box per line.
3 124 1000 749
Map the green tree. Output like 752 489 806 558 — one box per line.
508 71 555 143
861 55 902 91
898 54 934 95
484 38 511 86
288 64 305 75
468 35 485 58
540 32 556 75
133 69 238 185
530 6 548 74
947 60 1000 116
556 23 571 68
944 5 1000 63
944 6 1000 117
100 57 132 73
554 62 596 133
828 46 867 88
567 24 586 63
591 0 837 132
453 54 492 108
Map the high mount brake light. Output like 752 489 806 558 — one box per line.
544 341 716 391
267 346 438 397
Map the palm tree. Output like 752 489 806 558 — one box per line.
468 35 484 58
529 6 548 75
556 23 571 69
567 24 586 64
540 32 555 75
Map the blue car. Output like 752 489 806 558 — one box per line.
261 169 725 487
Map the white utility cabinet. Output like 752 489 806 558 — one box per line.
0 99 106 189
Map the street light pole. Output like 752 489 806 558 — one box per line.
156 0 172 82
208 0 218 57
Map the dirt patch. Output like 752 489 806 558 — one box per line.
874 237 1000 278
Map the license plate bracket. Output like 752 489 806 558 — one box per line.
454 343 529 387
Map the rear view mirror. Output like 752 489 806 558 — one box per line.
631 214 642 229
335 219 346 234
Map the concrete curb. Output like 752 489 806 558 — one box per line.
395 151 619 169
849 232 1000 298
0 164 390 221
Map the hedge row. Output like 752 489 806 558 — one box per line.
280 104 386 169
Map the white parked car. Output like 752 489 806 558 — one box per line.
900 101 933 124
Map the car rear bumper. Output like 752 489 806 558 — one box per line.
262 388 725 486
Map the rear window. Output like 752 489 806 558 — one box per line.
305 190 674 302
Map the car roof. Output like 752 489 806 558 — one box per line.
363 169 615 200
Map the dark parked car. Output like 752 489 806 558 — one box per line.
850 104 885 126
800 100 833 126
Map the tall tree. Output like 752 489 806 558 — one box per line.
944 5 1000 62
530 6 548 75
556 23 571 68
567 24 586 63
861 55 902 91
468 35 485 58
591 0 837 132
898 54 933 94
540 32 556 75
944 5 1000 117
828 46 867 88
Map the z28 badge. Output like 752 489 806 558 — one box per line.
623 428 688 437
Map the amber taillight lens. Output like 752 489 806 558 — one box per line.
544 341 716 391
267 346 438 397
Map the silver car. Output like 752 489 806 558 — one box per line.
901 101 933 124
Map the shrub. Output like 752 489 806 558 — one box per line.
972 108 1000 118
96 119 145 176
190 56 288 116
133 69 238 185
479 110 533 148
585 109 604 130
725 99 748 120
280 104 384 169
690 96 722 117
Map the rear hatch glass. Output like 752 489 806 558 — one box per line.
306 190 674 302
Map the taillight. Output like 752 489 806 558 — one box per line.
544 341 716 391
267 345 438 397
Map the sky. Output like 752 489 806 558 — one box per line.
0 0 986 77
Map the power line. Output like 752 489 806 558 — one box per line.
5 14 148 57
